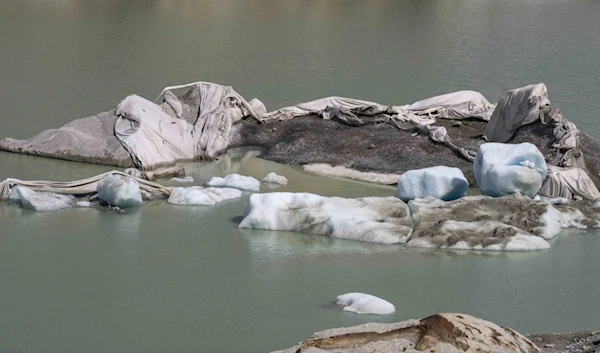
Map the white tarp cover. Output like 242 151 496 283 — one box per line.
484 83 550 143
258 90 495 124
539 166 600 200
400 90 496 121
116 82 258 170
0 171 171 201
115 95 197 169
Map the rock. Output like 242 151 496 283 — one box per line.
9 186 73 212
272 313 540 353
406 194 560 251
395 166 468 202
336 293 395 315
206 173 261 192
96 174 143 208
238 193 413 244
261 172 288 185
167 186 242 206
474 142 547 198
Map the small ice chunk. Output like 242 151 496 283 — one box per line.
76 201 92 208
474 142 547 198
395 166 468 201
171 176 194 183
261 172 288 186
13 186 73 212
168 186 242 206
96 174 143 208
336 293 395 315
206 173 260 192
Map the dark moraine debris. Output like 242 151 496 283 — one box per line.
230 116 486 185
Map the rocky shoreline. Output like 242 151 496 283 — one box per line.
270 313 600 353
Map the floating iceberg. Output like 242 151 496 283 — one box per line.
171 176 194 183
206 173 260 192
474 142 547 198
336 293 395 315
96 174 143 208
238 192 413 244
261 172 288 186
407 195 560 251
395 166 468 201
10 186 73 212
167 186 242 206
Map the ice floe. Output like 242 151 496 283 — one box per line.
170 176 194 183
168 186 242 206
9 186 73 212
407 195 559 251
206 173 260 192
239 192 413 244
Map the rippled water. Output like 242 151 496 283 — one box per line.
1 1 600 352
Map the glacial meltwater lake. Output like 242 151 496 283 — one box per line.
1 1 600 352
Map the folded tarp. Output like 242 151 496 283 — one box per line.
258 90 496 124
539 166 600 200
400 90 496 121
0 171 171 201
116 82 260 170
484 83 550 143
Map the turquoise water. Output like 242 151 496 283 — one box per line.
1 1 600 352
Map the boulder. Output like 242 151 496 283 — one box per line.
238 193 413 244
474 142 547 198
272 313 540 353
96 174 143 208
395 166 468 201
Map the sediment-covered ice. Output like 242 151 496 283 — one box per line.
96 174 143 208
167 186 242 206
395 166 468 201
171 176 194 183
474 142 546 198
261 172 288 186
407 195 560 251
206 173 260 192
239 192 413 244
336 293 395 315
10 186 73 212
